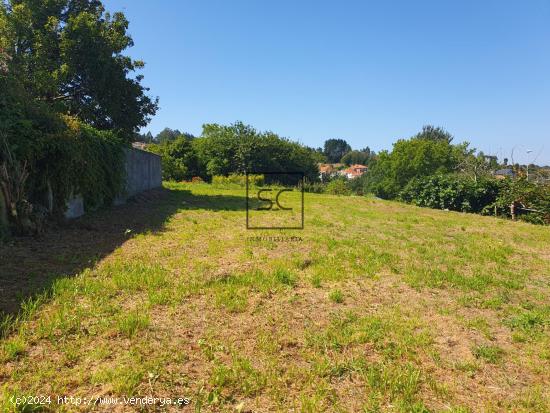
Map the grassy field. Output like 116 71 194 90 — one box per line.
1 182 550 412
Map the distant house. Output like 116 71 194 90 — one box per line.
318 163 344 180
494 168 515 179
339 164 368 179
318 163 333 177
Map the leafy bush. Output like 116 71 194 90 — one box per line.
348 174 369 195
325 178 352 195
399 174 500 213
493 178 550 224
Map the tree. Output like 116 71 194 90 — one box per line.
193 122 319 183
323 139 351 163
456 152 498 182
3 0 157 139
306 146 327 163
134 131 154 143
365 130 470 199
341 148 375 166
413 125 454 144
155 128 182 143
148 136 200 181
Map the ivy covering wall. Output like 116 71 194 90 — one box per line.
0 77 125 236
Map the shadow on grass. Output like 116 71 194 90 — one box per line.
0 187 248 318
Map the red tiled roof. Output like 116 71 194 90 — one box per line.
340 164 368 178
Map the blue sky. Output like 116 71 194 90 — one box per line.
104 0 550 165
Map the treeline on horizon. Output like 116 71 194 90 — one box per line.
140 124 550 225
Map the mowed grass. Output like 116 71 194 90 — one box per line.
1 182 550 412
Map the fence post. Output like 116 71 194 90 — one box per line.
510 202 516 221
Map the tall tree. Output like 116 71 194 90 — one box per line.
148 135 199 181
413 125 454 143
3 0 157 139
341 148 376 166
366 130 470 198
193 121 319 182
323 139 351 163
155 128 182 143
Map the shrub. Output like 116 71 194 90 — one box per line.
325 178 352 195
399 174 500 213
348 175 368 195
492 178 550 224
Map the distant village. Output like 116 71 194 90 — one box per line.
318 163 368 180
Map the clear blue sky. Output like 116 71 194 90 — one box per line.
104 0 550 165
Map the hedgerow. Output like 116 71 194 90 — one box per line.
398 173 550 225
399 174 500 213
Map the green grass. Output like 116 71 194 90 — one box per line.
1 182 550 412
0 336 25 362
472 344 505 364
116 309 150 338
328 289 344 303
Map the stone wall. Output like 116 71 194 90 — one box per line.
66 147 162 218
0 147 162 231
122 147 162 198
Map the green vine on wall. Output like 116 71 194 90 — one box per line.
0 76 126 235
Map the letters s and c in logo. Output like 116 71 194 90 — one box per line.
256 188 293 211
